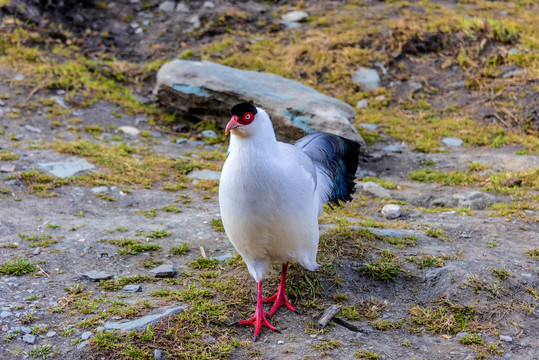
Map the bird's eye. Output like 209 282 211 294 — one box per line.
241 112 254 124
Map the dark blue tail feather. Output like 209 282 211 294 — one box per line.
294 132 360 206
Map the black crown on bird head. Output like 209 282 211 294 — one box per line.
231 103 258 116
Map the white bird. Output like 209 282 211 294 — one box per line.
219 103 360 341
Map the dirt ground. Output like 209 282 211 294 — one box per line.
0 1 538 360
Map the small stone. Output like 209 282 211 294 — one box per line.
441 137 463 147
501 177 522 188
352 68 381 91
91 186 109 194
130 21 139 29
150 264 176 278
277 340 285 345
382 144 404 153
175 138 187 144
500 335 513 343
502 69 526 78
186 169 221 181
135 27 143 34
201 130 218 138
54 97 68 109
118 126 140 136
22 334 35 344
81 331 92 340
82 270 113 282
212 253 233 262
455 332 468 339
367 228 407 238
39 158 95 178
359 123 378 131
508 48 518 55
154 349 163 360
104 306 185 332
14 74 24 81
202 1 214 9
175 2 188 12
381 204 402 219
362 182 391 199
77 340 89 350
356 100 369 109
123 285 142 293
448 81 466 88
24 125 42 133
142 19 150 26
46 331 57 338
158 1 175 12
282 11 309 23
20 326 31 334
0 164 15 173
188 15 201 29
0 311 12 318
521 273 532 278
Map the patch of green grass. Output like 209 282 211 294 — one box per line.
409 168 482 186
425 228 453 241
419 206 474 216
525 248 539 260
29 344 52 359
147 229 170 239
140 259 163 268
384 235 418 249
407 254 451 269
107 238 161 255
0 149 18 161
355 349 380 359
370 318 404 331
0 257 38 275
99 275 150 291
361 258 406 282
491 267 510 281
161 204 182 213
188 258 220 269
363 176 397 189
133 208 158 219
169 243 190 255
211 218 224 232
18 233 60 248
460 333 484 345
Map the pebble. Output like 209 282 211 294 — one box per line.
441 137 463 147
46 331 57 338
356 100 369 109
150 264 176 278
39 158 95 179
381 204 402 219
202 1 215 9
77 340 89 350
1 311 12 318
382 144 404 153
81 331 92 340
175 2 188 12
24 125 42 133
54 96 68 109
359 123 378 131
455 332 468 339
352 68 381 91
14 74 25 81
212 253 233 262
277 340 285 345
502 69 526 78
123 285 142 293
91 186 109 194
82 270 114 282
158 1 175 12
118 126 140 137
520 273 532 278
500 335 513 343
201 130 218 138
104 306 185 332
154 349 163 360
22 334 36 344
362 182 391 199
282 10 309 23
188 15 201 29
186 169 221 181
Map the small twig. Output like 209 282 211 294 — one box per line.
27 86 43 99
36 263 50 278
318 304 341 328
199 246 207 259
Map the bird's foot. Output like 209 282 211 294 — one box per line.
237 310 277 342
262 287 296 318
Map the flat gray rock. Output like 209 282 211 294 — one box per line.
82 270 113 282
22 334 35 344
362 181 391 199
38 158 95 178
356 100 369 109
359 123 378 131
282 11 309 22
81 331 92 340
154 60 364 148
381 204 402 219
186 169 221 181
150 264 176 278
123 285 142 293
368 228 408 238
104 306 186 332
352 68 381 91
441 137 463 147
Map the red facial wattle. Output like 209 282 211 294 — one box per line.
225 112 255 134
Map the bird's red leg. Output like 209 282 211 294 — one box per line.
262 262 296 318
237 282 277 342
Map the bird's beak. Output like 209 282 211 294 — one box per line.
225 115 242 135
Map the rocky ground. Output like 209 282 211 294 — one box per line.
0 1 538 360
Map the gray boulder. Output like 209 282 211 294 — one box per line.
154 60 365 149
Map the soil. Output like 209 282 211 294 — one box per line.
0 1 538 360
